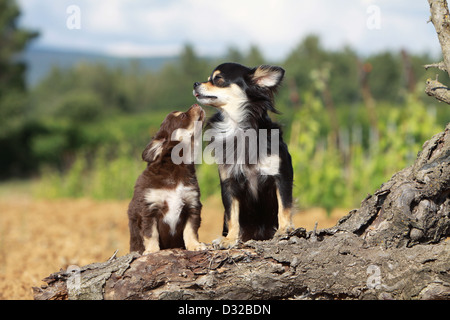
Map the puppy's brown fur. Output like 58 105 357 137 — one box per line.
127 104 206 254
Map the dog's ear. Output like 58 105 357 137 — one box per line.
142 138 166 163
251 65 285 88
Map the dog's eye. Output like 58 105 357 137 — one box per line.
214 75 225 86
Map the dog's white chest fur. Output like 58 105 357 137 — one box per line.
144 184 198 235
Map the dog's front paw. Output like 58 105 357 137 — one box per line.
185 241 207 251
274 225 295 239
143 236 160 255
212 237 239 249
143 248 160 255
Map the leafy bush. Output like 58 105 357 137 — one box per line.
55 91 104 123
288 92 442 212
36 145 145 200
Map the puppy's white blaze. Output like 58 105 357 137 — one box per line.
144 184 199 235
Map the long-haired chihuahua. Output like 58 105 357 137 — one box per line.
193 62 294 248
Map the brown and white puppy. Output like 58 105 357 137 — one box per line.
128 104 206 254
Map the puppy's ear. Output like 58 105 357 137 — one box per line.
142 138 165 162
252 65 285 88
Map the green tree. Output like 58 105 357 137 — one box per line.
0 0 38 135
179 43 207 79
366 52 402 102
0 0 39 178
155 44 210 110
225 46 245 64
283 35 328 98
245 45 265 66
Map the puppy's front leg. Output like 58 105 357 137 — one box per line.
213 198 240 249
183 218 206 251
143 218 160 254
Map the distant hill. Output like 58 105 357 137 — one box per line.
19 47 178 87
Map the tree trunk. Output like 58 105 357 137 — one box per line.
33 124 450 300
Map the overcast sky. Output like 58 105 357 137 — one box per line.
17 0 441 60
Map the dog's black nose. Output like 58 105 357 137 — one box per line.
193 82 201 89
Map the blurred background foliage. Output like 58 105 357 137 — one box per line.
1 0 449 211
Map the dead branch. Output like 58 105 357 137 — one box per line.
424 61 447 73
426 78 450 104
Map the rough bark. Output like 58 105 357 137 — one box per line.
33 124 450 300
33 235 450 301
428 0 450 77
426 0 450 102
